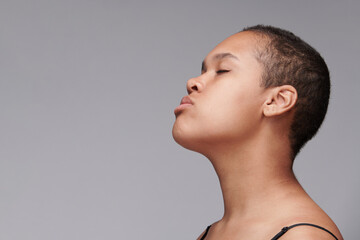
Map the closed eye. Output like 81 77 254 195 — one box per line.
216 69 230 74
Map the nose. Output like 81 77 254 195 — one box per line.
186 76 203 94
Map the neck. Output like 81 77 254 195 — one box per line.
205 130 302 223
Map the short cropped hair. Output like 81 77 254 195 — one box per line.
242 25 330 160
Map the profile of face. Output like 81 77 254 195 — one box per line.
172 31 270 155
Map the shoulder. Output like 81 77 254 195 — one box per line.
276 224 343 240
267 198 343 240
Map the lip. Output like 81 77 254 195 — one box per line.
180 95 193 105
174 95 193 116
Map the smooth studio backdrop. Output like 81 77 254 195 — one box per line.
0 0 359 239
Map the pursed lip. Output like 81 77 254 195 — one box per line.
180 95 193 105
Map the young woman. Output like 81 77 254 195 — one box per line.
172 25 343 240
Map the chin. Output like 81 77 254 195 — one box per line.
172 122 222 156
172 122 192 149
172 121 203 152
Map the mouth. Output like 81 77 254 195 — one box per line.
174 95 193 116
180 95 193 105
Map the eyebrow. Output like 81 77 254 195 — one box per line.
201 52 239 72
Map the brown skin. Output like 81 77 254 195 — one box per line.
172 31 343 240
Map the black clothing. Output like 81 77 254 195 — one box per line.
200 223 338 240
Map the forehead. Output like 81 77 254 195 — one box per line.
203 31 259 65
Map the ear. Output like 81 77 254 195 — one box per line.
263 85 298 117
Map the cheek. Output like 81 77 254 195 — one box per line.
197 87 263 140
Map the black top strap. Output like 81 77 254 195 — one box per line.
271 223 338 240
200 225 211 240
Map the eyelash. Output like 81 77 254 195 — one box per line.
216 69 230 74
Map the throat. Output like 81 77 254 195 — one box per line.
211 156 298 221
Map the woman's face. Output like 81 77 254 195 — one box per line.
172 31 268 153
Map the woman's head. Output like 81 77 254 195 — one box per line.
172 25 329 160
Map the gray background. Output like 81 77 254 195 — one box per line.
0 0 359 239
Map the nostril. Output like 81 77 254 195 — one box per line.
187 78 200 94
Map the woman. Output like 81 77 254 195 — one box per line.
172 25 343 240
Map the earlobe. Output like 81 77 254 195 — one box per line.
263 85 297 117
